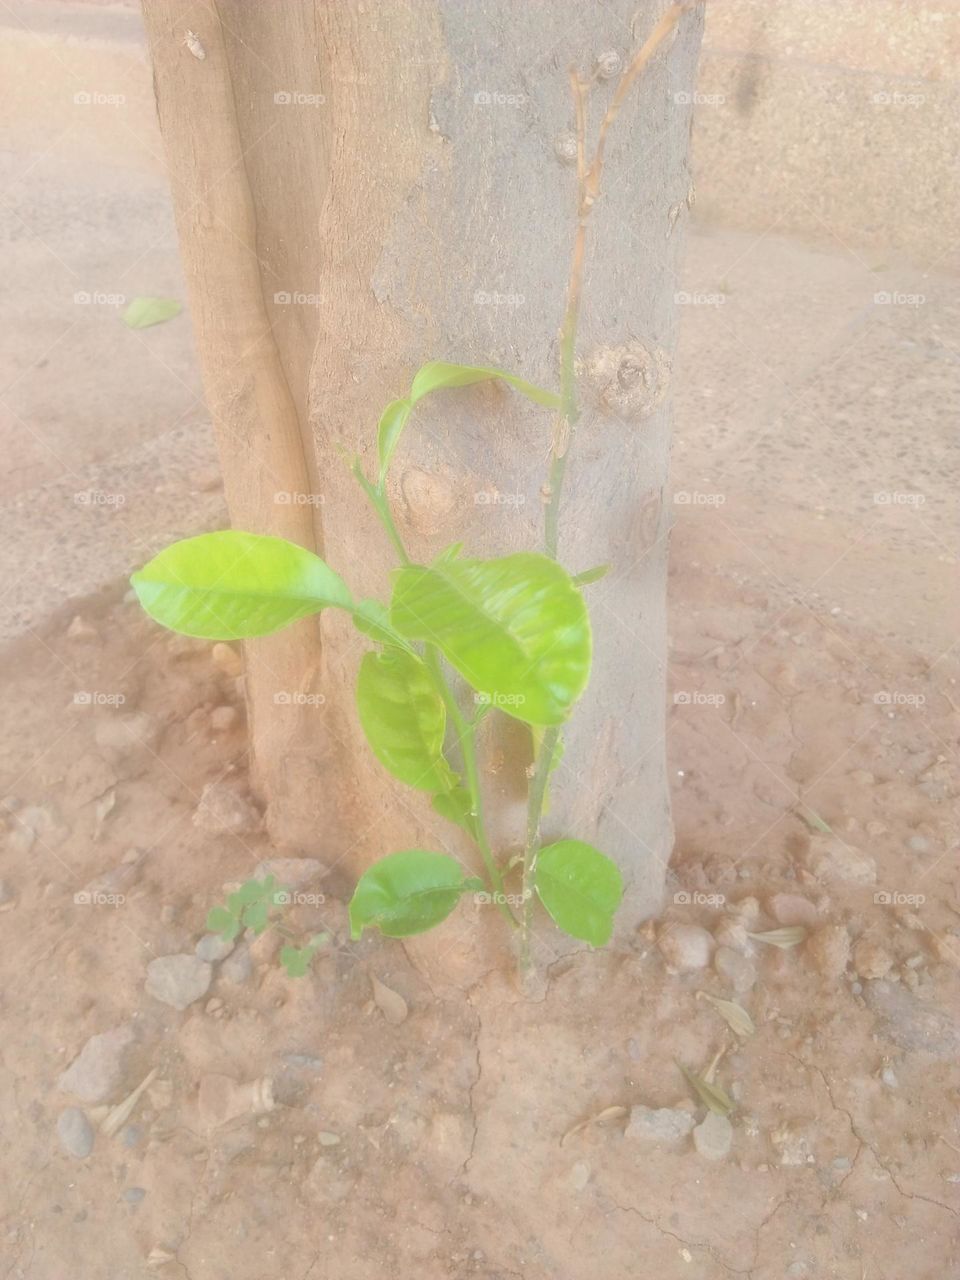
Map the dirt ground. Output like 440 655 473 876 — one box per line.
1 226 959 1279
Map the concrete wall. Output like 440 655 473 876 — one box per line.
692 0 960 263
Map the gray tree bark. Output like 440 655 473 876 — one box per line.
144 1 703 968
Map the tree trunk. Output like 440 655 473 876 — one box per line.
144 1 703 961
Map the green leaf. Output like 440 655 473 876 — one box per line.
206 905 240 940
571 564 611 587
242 900 270 934
122 296 182 329
376 399 413 489
131 530 353 639
431 786 479 840
280 943 323 978
390 553 591 727
678 1062 735 1117
376 361 560 488
534 839 623 946
352 598 417 654
357 650 458 793
349 850 469 939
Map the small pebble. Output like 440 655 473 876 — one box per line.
57 1108 94 1159
657 924 714 972
220 948 253 985
693 1111 733 1161
122 1187 147 1205
195 933 235 963
145 954 212 1010
318 1131 341 1147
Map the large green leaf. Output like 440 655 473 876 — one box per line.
377 361 560 488
534 840 623 946
349 850 470 939
352 598 417 654
131 530 352 639
390 553 591 727
357 649 458 793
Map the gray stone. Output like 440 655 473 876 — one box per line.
195 933 235 963
714 946 756 993
657 924 714 972
57 1107 94 1159
145 954 212 1010
625 1105 695 1144
122 1187 147 1205
805 835 876 886
863 981 960 1060
693 1111 733 1161
192 781 261 835
220 948 253 985
58 1024 135 1103
767 892 820 928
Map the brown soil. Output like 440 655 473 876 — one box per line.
1 228 958 1278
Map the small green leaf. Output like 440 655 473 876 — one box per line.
357 649 458 793
794 806 833 835
349 850 469 939
206 905 240 940
242 900 270 934
376 361 560 488
747 927 807 949
697 991 755 1038
571 565 611 587
391 553 591 727
679 1062 735 1117
376 399 413 489
534 839 623 947
131 530 353 639
122 296 182 329
280 944 321 977
431 786 479 840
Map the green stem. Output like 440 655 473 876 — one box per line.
424 647 518 928
354 459 517 928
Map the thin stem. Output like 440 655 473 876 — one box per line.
354 459 517 926
424 647 518 928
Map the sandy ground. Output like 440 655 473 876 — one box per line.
0 223 958 1278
